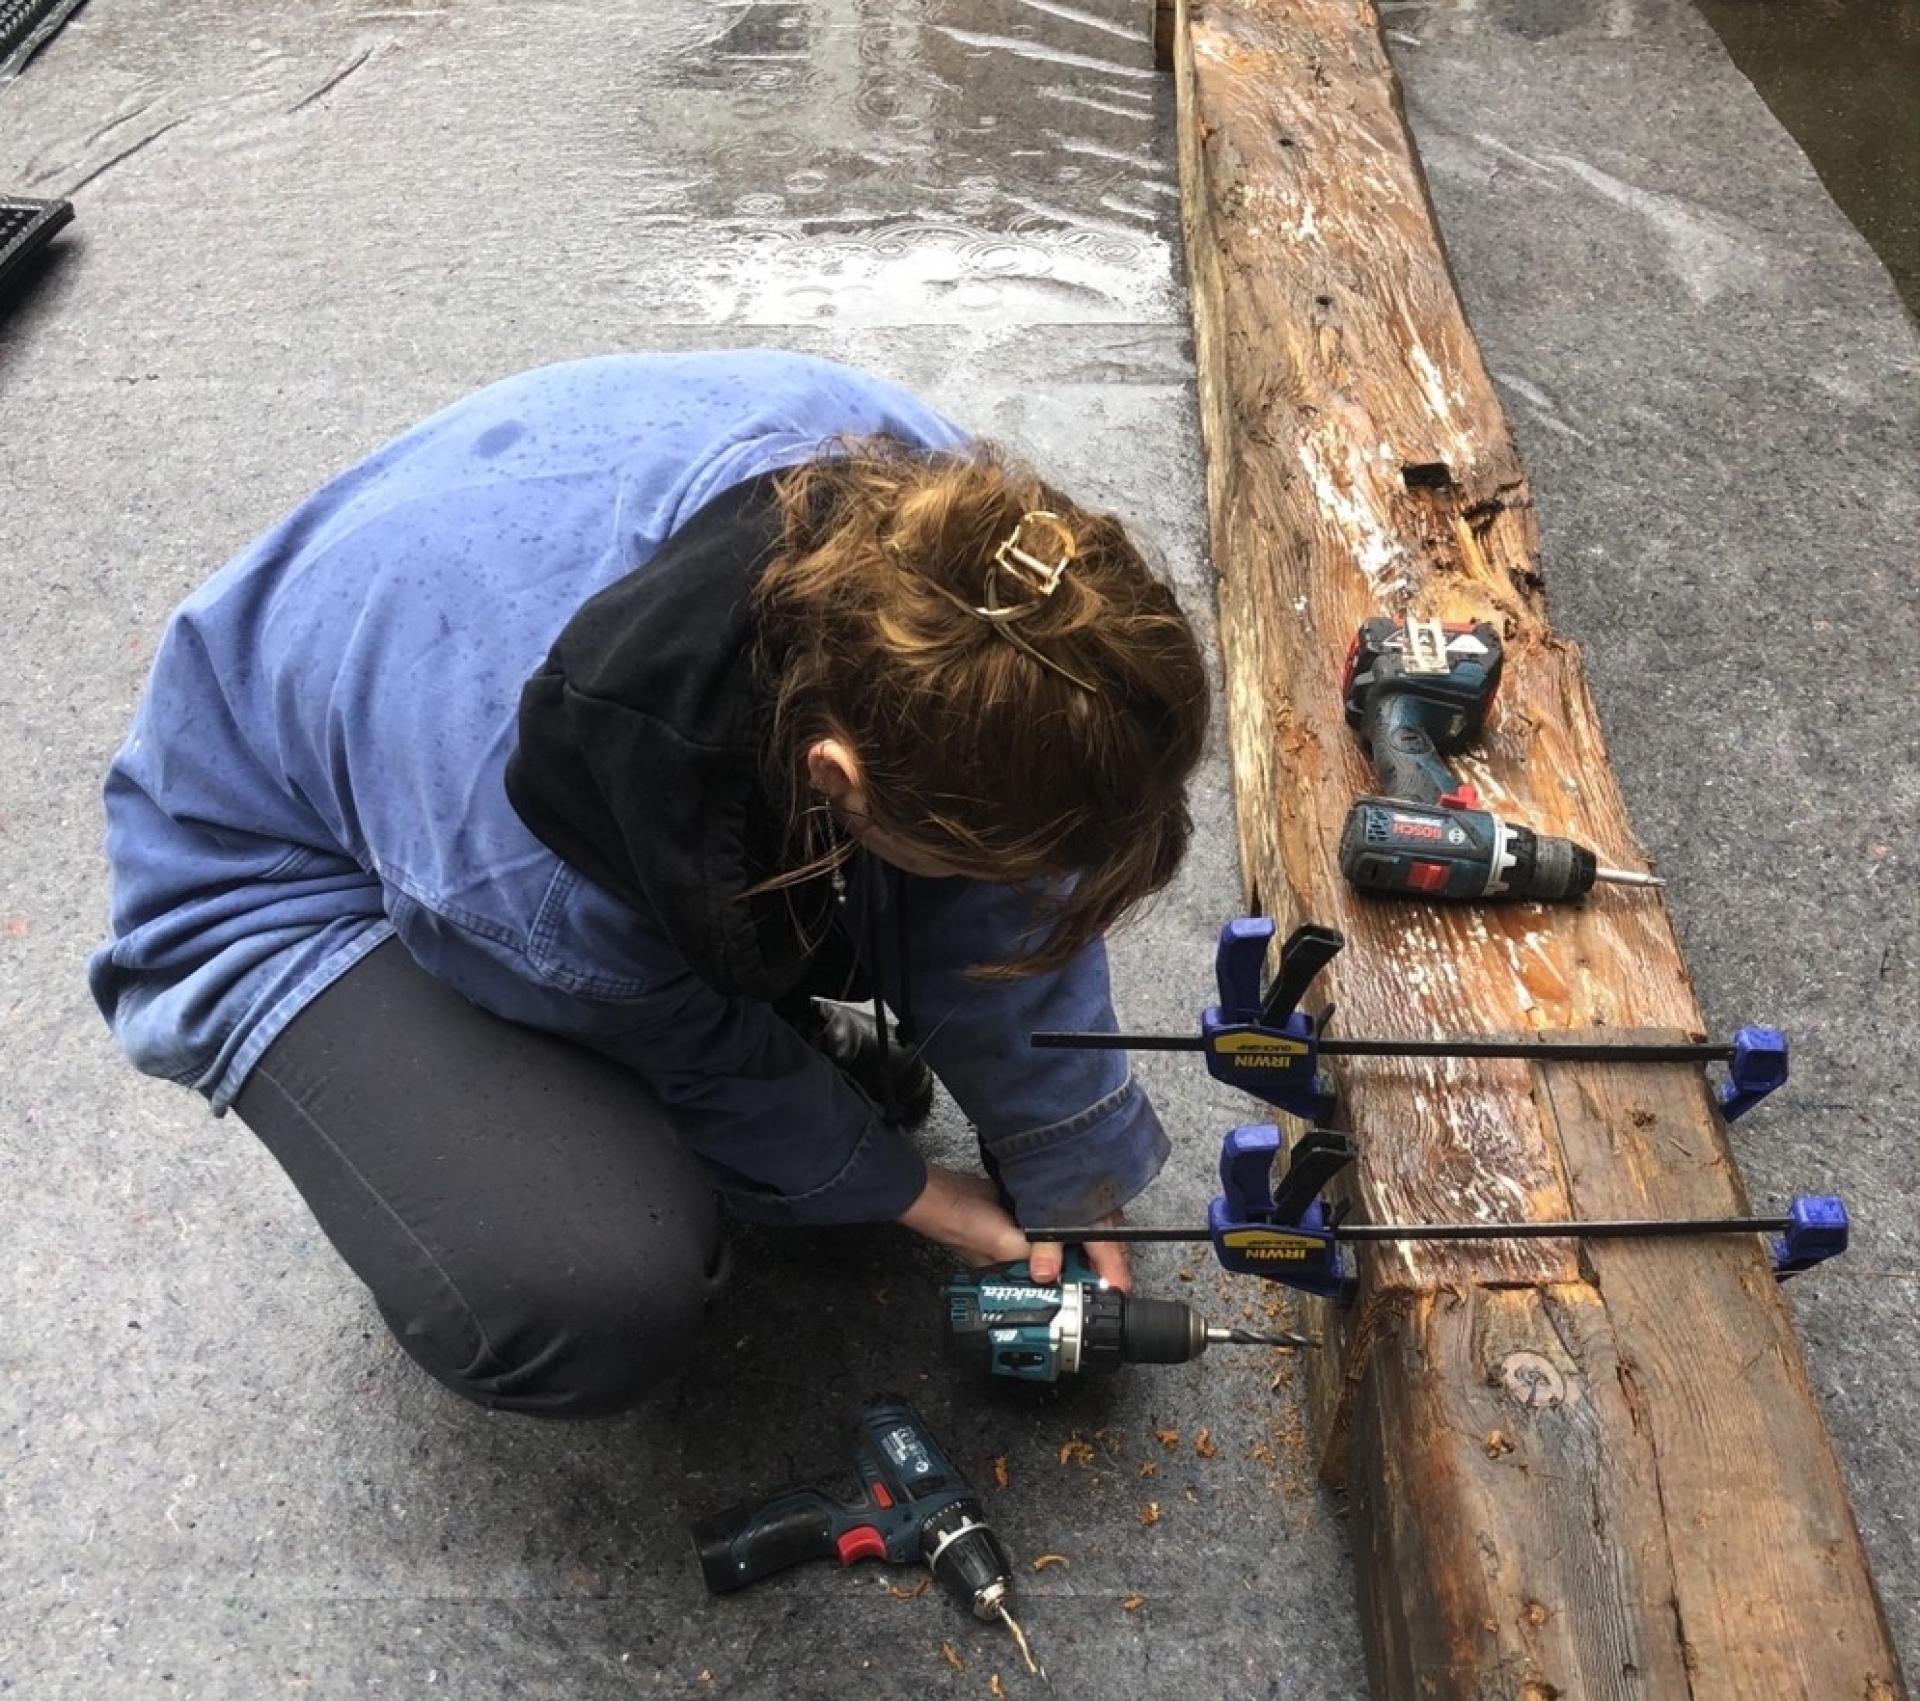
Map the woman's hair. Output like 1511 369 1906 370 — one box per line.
750 435 1210 978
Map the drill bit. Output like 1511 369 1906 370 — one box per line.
1205 1325 1318 1350
1594 866 1665 888
997 1603 1052 1690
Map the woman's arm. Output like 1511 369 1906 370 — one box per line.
574 967 932 1225
847 858 1172 1231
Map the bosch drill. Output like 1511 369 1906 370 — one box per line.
692 1403 1038 1664
1339 616 1661 901
943 1251 1313 1382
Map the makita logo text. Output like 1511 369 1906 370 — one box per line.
980 1284 1053 1303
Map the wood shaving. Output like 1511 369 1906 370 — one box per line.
1483 1430 1515 1460
887 1578 932 1601
1094 1426 1126 1456
1058 1434 1095 1468
1194 1427 1218 1459
1138 1461 1158 1479
993 1455 1010 1490
1153 1426 1179 1450
990 1677 1007 1699
1176 1268 1194 1282
1249 1440 1279 1470
1123 1593 1146 1612
1139 1502 1161 1527
941 1642 965 1673
1031 1554 1070 1572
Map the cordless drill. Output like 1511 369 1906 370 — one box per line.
943 1252 1313 1383
1339 617 1661 901
692 1403 1040 1667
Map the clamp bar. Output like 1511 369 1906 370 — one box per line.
1033 1033 1202 1052
1033 1032 1737 1064
1031 1194 1846 1282
1337 1214 1791 1242
1033 1215 1790 1244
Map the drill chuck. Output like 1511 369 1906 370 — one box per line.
921 1502 1015 1619
1104 1291 1209 1365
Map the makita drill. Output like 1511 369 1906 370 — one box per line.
692 1403 1039 1664
1339 617 1661 901
943 1251 1312 1382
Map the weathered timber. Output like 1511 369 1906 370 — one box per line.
1166 1 1905 1695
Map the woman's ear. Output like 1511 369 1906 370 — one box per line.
804 738 863 803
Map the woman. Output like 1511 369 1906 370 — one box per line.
90 350 1210 1417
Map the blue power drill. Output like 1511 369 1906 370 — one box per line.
692 1402 1043 1672
1339 616 1663 900
943 1250 1314 1382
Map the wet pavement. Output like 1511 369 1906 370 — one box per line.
1689 0 1919 316
2 0 1915 1697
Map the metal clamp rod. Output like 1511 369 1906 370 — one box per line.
1028 1216 1792 1245
1031 1031 1736 1065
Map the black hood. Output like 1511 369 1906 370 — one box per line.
504 470 833 1004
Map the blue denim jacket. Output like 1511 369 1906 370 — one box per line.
89 351 1170 1227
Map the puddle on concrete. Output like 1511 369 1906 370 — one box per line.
1688 0 1919 316
2 0 1179 332
642 0 1179 324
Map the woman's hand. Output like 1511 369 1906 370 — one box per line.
896 1166 1134 1293
1029 1214 1133 1294
897 1164 1032 1268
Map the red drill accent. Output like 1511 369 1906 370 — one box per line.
835 1527 889 1565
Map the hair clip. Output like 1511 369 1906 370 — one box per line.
886 511 1097 693
985 511 1077 611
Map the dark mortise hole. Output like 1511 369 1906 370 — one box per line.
1401 461 1455 491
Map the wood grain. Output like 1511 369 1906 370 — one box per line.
1166 0 1904 1692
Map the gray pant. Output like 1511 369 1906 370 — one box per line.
235 938 726 1418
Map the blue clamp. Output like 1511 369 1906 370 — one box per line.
1201 918 1342 1123
1206 1123 1357 1303
1720 1026 1789 1123
1772 1194 1848 1280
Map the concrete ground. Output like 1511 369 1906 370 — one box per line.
0 0 1912 1697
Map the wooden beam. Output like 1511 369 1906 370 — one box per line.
1166 1 1906 1694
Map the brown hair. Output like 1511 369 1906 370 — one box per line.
750 436 1209 978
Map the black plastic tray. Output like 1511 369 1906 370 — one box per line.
1 0 89 80
0 195 74 300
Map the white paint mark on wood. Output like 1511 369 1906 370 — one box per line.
1298 431 1406 590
